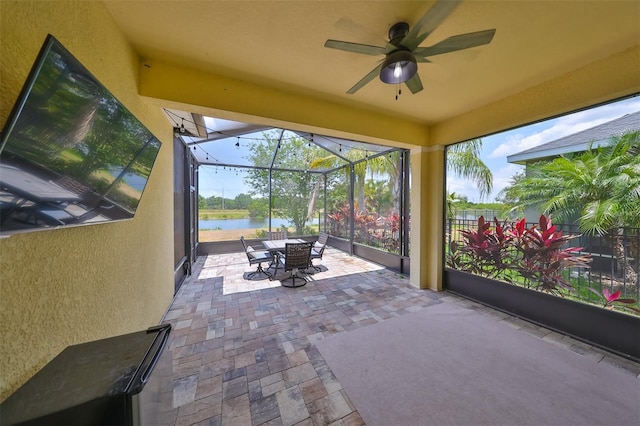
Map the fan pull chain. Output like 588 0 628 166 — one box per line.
395 83 402 100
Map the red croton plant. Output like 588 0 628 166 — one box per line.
449 214 592 295
449 216 513 279
594 288 640 314
450 214 640 314
510 214 593 294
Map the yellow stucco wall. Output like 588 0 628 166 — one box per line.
138 59 430 149
409 146 445 291
0 1 175 401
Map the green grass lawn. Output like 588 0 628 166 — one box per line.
199 209 249 220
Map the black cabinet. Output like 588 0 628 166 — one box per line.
1 324 175 425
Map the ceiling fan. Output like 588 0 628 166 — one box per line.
324 0 496 95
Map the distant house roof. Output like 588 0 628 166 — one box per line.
507 110 640 164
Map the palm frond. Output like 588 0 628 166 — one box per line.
447 139 493 198
499 129 639 233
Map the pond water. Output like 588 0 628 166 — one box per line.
199 217 291 230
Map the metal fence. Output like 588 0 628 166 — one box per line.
445 218 640 310
453 209 507 220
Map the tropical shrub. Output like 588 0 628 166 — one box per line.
510 215 592 295
449 214 640 315
328 204 350 238
327 203 402 254
451 216 513 279
449 214 592 296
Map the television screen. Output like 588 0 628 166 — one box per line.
0 35 161 236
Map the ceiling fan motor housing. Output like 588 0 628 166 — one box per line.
379 22 417 84
388 22 410 46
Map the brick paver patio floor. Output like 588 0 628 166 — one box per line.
161 247 640 426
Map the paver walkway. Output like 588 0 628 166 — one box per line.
162 248 640 426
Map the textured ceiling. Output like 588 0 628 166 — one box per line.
104 1 640 126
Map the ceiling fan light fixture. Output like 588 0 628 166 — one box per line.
380 50 417 84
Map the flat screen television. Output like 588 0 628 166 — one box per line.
0 34 161 237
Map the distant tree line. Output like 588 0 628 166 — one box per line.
198 193 269 218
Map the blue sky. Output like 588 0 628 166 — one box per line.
199 165 252 199
447 95 640 203
199 95 640 200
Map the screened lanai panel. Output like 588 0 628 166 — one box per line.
326 165 351 240
353 151 403 254
186 130 276 168
273 131 338 172
183 136 243 167
186 125 402 172
270 169 320 237
168 111 411 252
294 131 395 166
198 166 266 242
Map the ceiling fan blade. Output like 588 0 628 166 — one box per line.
324 39 387 56
402 0 461 50
414 29 496 57
405 73 423 94
415 56 432 63
335 17 393 49
347 63 383 94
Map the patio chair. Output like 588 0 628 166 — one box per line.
265 230 288 267
309 232 328 271
240 236 273 279
267 230 287 240
278 242 313 288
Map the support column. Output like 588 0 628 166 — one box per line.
409 146 445 291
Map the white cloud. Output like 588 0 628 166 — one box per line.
488 98 640 159
488 163 523 200
446 176 480 202
448 162 523 203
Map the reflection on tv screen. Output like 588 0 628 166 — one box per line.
0 35 161 236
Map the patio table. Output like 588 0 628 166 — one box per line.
262 239 306 280
261 238 306 253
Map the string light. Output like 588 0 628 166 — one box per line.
164 109 393 164
165 109 346 144
168 110 378 157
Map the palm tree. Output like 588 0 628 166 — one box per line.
499 130 640 283
310 151 368 210
309 150 403 213
446 138 493 199
446 192 465 220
